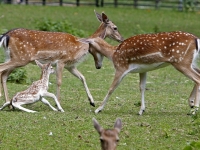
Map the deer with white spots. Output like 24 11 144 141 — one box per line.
80 31 200 115
0 60 64 113
93 118 122 150
0 11 123 108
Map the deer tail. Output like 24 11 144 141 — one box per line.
0 34 9 48
196 38 200 53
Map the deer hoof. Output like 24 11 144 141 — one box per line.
90 102 95 107
59 109 64 112
138 109 145 115
95 108 102 114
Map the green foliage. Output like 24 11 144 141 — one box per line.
184 112 200 149
132 24 146 35
183 0 196 11
1 5 200 150
7 68 28 84
184 141 200 150
36 18 87 38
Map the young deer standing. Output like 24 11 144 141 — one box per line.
0 60 64 113
80 31 200 115
93 118 122 150
0 11 123 107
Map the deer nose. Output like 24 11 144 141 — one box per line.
96 65 101 69
119 37 124 43
95 63 102 69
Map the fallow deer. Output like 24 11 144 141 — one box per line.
0 11 123 107
80 31 200 115
93 118 122 150
0 60 64 113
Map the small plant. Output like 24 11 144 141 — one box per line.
7 68 27 84
133 24 146 35
183 0 196 12
184 112 200 149
153 25 160 33
36 18 87 38
183 141 200 150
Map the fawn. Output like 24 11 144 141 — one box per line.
0 60 64 113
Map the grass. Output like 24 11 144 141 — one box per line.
0 4 200 149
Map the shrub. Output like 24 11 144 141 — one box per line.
36 18 87 37
7 68 28 84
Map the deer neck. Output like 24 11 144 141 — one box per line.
94 39 117 61
90 23 106 39
40 71 50 87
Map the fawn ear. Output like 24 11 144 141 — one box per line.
114 118 122 133
94 10 102 22
35 60 43 68
46 62 51 69
93 118 103 134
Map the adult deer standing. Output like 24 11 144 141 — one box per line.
80 31 200 115
93 118 122 150
0 11 123 107
0 60 64 113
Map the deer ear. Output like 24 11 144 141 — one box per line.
94 10 102 22
93 118 103 134
35 60 43 68
102 13 109 24
114 118 122 133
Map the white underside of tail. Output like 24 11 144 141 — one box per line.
192 39 200 69
0 35 11 62
0 35 5 47
197 39 200 53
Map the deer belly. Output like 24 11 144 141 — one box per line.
129 62 169 73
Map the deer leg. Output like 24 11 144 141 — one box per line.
43 92 64 112
95 70 126 114
173 64 200 114
67 66 95 107
188 85 196 108
0 61 27 102
0 101 11 110
41 97 58 111
139 72 147 115
1 68 15 103
56 62 65 103
12 102 37 113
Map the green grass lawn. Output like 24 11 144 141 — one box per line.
0 5 200 149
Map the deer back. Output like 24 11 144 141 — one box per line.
5 29 88 65
112 31 198 70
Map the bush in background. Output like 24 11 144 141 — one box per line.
7 68 28 84
36 18 88 38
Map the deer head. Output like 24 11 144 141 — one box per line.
93 10 124 43
93 118 122 150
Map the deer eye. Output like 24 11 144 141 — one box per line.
116 139 119 143
113 27 118 31
100 138 104 143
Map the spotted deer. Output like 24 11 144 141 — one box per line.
93 118 122 150
0 60 64 113
80 31 200 115
0 11 123 107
